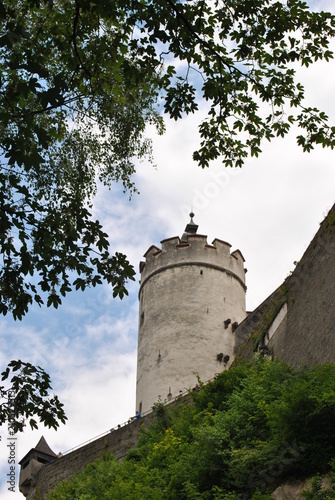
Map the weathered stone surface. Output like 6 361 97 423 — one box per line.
268 205 335 366
271 476 331 499
271 479 308 499
236 203 335 367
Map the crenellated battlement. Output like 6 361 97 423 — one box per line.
139 233 246 291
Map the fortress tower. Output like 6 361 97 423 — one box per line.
136 214 247 414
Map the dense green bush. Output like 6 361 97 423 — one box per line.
48 359 335 499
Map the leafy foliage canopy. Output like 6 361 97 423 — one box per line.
47 359 335 499
1 0 335 317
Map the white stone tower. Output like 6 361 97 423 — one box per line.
136 214 246 414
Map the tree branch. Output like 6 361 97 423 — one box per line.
164 0 271 99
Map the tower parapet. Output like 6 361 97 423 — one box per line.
139 234 246 294
136 215 247 414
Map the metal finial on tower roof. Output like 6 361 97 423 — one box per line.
181 212 198 242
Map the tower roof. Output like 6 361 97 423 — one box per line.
181 212 198 242
19 436 57 465
34 436 57 457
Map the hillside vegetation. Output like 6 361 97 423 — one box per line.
47 359 335 499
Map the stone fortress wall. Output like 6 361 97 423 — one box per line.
20 413 154 500
266 202 335 365
235 202 335 366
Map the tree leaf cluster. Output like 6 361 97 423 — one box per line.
0 359 67 432
47 359 335 499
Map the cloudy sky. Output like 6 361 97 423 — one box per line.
1 2 335 498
